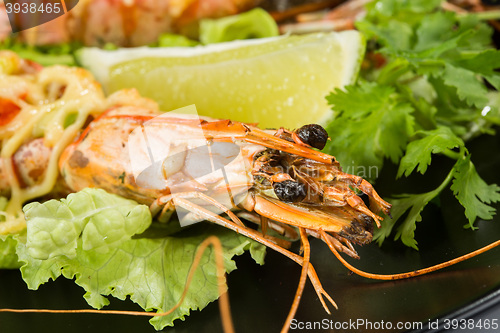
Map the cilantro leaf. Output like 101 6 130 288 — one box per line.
375 166 455 249
374 187 441 250
397 127 464 178
328 0 500 248
455 14 495 50
452 49 500 90
451 154 500 228
414 11 456 52
373 192 431 250
325 81 414 174
356 20 413 52
392 191 435 250
362 0 442 25
360 6 499 109
439 63 490 107
326 82 394 118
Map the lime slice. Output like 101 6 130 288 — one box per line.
78 31 365 129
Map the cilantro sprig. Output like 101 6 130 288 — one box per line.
325 0 500 249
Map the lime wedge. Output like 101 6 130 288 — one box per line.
78 31 365 128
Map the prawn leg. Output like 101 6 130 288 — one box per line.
323 186 383 227
281 227 310 333
170 196 338 318
151 191 246 227
154 191 292 249
335 173 392 215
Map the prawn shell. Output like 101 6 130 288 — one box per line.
59 106 166 204
58 106 256 206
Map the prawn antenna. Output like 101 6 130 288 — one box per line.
321 230 500 280
0 236 235 333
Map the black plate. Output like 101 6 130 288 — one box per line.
1 132 499 333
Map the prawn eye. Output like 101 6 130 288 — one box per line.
295 124 329 150
273 180 307 203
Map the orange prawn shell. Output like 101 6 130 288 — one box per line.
59 106 167 204
58 106 259 206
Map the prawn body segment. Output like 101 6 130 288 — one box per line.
58 107 167 204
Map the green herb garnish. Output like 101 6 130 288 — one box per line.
325 0 500 249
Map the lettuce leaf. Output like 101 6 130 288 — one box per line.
0 234 20 269
23 188 152 260
18 188 266 330
0 197 21 269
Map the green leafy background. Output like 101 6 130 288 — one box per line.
325 0 500 248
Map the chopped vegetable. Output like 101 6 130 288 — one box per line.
0 8 278 66
0 38 80 66
153 33 200 47
199 8 279 44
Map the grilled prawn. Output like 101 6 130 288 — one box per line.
2 54 500 333
57 107 391 244
1 101 391 328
